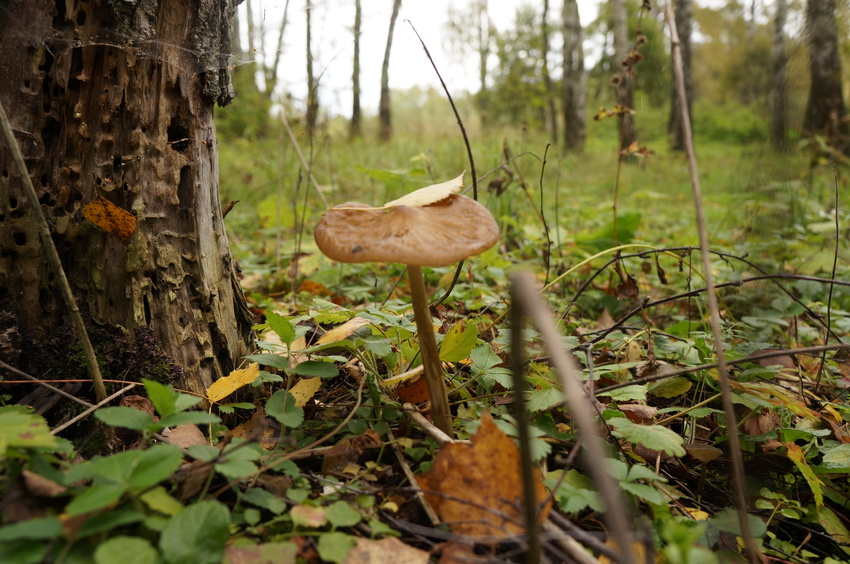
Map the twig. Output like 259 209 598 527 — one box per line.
0 99 107 403
665 7 761 561
387 427 440 526
815 166 841 390
401 402 458 446
511 271 636 564
52 383 138 434
0 361 95 408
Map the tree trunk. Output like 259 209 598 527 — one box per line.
265 0 291 98
770 0 788 151
378 0 402 141
803 0 848 155
668 0 692 151
0 0 254 399
610 0 636 150
305 0 319 141
350 0 362 139
541 0 558 145
561 0 586 152
477 0 490 95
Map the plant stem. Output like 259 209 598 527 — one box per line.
0 98 107 403
407 265 453 437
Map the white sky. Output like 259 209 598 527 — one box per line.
241 0 600 115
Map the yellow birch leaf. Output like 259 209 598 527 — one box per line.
317 317 370 345
206 363 260 403
290 377 322 407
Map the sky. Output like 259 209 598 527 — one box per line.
239 0 599 116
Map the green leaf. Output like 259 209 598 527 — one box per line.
143 379 177 418
710 507 767 538
470 343 501 372
95 536 162 564
77 509 144 538
266 310 295 346
240 488 288 515
66 484 127 515
0 517 62 541
244 354 291 370
140 487 184 516
0 409 57 456
159 500 230 564
821 443 850 469
159 411 221 428
439 322 478 362
316 532 356 564
293 361 339 378
545 470 602 514
526 387 563 413
216 440 262 479
597 384 647 401
173 393 203 413
95 406 156 432
187 444 220 462
325 501 362 528
609 417 686 457
648 377 692 398
266 390 304 428
128 444 184 490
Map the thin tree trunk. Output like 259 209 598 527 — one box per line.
561 0 586 152
0 0 253 398
541 0 558 145
770 0 788 151
305 0 319 141
610 0 636 150
668 0 692 151
265 0 290 98
379 0 402 141
803 0 848 155
477 0 490 95
350 0 362 139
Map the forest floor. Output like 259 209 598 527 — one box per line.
3 118 850 563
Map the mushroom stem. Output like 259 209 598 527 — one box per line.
407 265 453 437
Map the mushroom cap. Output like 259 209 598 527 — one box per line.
314 194 499 267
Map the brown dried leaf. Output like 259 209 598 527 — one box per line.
161 424 207 449
81 196 136 244
229 407 277 450
343 537 429 564
22 470 66 497
317 317 370 345
418 412 551 537
223 542 298 564
322 429 382 475
619 404 657 423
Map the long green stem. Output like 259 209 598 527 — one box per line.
0 98 107 403
408 265 453 437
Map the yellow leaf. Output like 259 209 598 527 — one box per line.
290 376 322 407
81 196 136 244
333 172 465 211
206 363 260 403
317 317 370 345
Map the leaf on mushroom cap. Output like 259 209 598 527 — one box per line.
314 193 499 267
333 172 465 211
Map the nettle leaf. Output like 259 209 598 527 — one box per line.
470 343 501 373
266 310 295 346
609 417 686 457
266 390 304 428
439 322 478 362
159 500 230 564
95 407 156 432
821 443 850 469
545 469 603 514
143 379 177 417
526 387 563 413
293 360 338 379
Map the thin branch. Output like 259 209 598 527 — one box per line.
52 383 139 434
0 101 107 403
815 165 841 389
665 7 761 561
280 111 328 207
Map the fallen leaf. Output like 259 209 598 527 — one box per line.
381 172 465 209
418 412 551 537
317 317 370 345
291 504 327 528
343 537 428 564
161 424 207 449
229 407 277 450
206 363 260 403
22 469 67 497
322 430 382 475
224 541 298 564
619 404 657 423
81 196 136 244
394 372 430 404
290 377 322 407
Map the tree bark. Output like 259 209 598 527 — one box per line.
668 0 692 151
378 0 402 141
803 0 848 155
770 0 788 151
561 0 586 152
610 0 636 150
305 0 319 141
541 0 558 145
0 0 253 399
350 0 362 139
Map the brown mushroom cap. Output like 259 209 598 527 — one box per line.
314 194 499 267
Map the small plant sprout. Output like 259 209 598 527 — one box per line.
314 173 499 436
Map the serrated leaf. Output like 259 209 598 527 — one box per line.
266 310 295 346
293 361 338 379
66 484 127 515
140 486 184 516
325 501 362 528
206 363 260 403
266 391 304 428
143 379 177 418
526 387 563 413
158 411 221 428
0 409 58 456
648 376 692 398
290 377 322 407
95 406 156 432
128 444 184 490
822 443 850 469
598 384 647 401
439 322 478 362
609 417 685 457
159 500 229 564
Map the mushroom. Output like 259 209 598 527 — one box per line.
314 176 499 436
